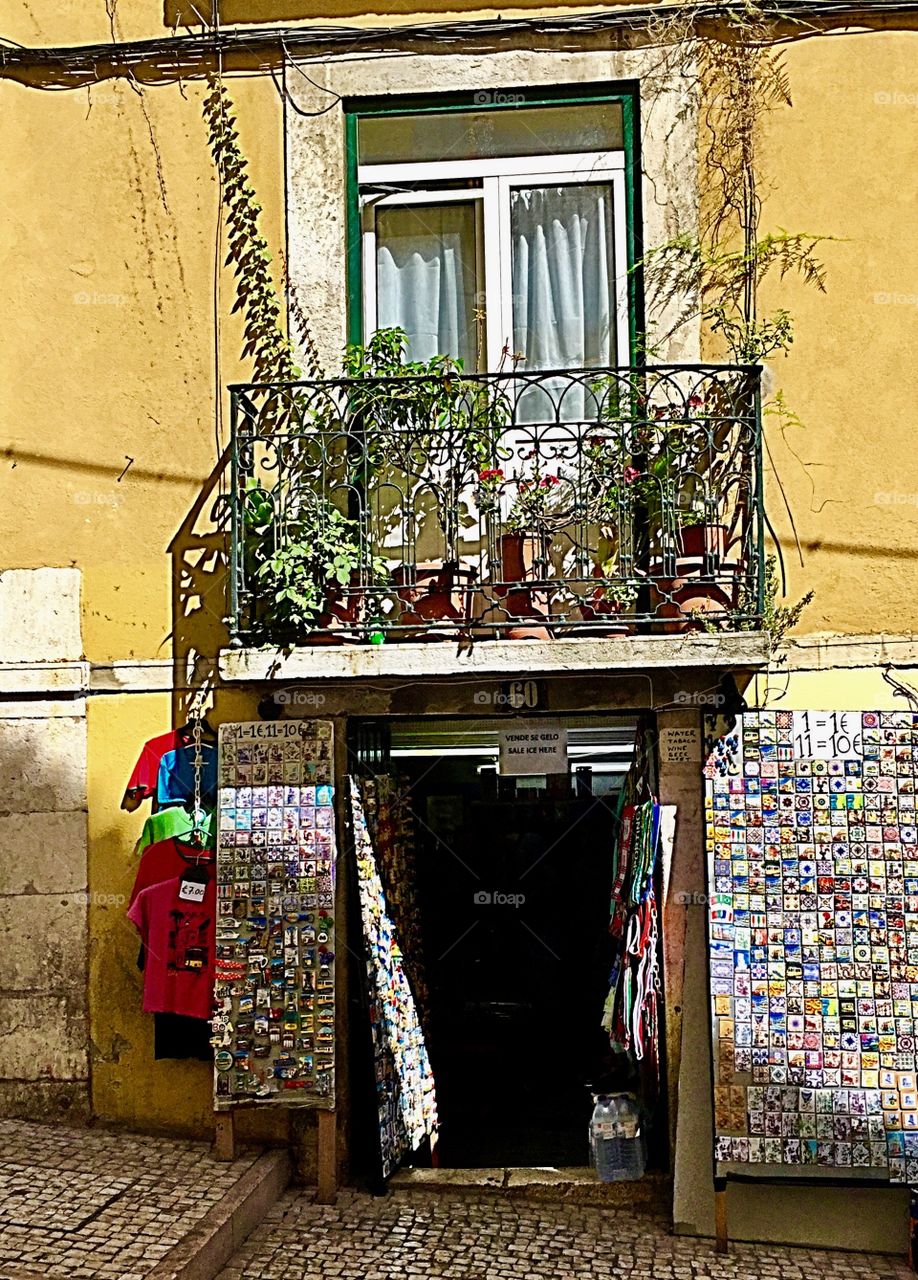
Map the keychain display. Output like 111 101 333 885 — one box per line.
350 778 437 1177
214 720 337 1108
361 775 430 1031
705 709 918 1183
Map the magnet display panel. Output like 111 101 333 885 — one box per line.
704 710 918 1182
213 720 336 1109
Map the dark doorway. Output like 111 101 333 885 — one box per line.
390 716 638 1168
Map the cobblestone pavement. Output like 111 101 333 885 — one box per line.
0 1118 259 1279
216 1188 912 1280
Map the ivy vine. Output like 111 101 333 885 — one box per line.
202 72 321 386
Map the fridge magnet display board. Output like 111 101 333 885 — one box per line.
213 720 337 1109
705 709 918 1183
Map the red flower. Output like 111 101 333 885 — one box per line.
479 468 504 483
539 474 560 488
623 466 640 483
688 394 705 408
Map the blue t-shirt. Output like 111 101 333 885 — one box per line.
157 743 217 808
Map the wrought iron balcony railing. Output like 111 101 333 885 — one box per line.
228 364 764 645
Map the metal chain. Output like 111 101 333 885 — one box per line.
190 705 206 851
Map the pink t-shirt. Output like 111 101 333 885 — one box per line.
127 873 215 1020
130 838 215 908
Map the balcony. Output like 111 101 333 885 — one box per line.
227 364 764 650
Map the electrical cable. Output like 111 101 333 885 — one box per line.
3 3 918 87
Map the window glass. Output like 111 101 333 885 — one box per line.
375 202 480 368
359 102 624 164
511 183 616 370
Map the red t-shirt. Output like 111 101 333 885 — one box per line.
125 730 186 800
130 837 214 908
127 873 215 1020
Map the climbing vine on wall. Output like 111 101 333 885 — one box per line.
641 3 834 365
202 73 322 386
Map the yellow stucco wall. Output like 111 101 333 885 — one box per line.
2 3 917 1143
757 30 918 636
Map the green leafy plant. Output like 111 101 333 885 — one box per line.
245 486 389 637
505 468 565 534
203 75 316 387
760 553 814 652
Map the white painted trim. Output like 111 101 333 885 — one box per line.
360 189 483 208
358 151 625 184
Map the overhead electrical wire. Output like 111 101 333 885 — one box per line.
2 2 918 87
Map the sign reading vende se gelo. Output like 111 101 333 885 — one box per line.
498 722 568 776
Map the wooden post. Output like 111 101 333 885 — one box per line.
714 1177 728 1254
214 1110 235 1162
317 1108 338 1204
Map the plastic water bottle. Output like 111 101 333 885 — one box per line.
590 1093 646 1182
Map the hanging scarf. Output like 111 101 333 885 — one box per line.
602 798 663 1066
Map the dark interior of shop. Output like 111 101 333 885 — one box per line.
382 715 657 1170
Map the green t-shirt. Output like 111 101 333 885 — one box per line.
136 806 215 854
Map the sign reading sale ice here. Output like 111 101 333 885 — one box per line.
498 723 568 776
704 709 918 1183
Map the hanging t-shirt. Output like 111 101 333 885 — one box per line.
157 743 217 809
137 807 215 855
124 729 188 801
130 837 215 908
127 873 215 1020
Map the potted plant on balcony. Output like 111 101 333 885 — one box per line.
243 481 389 643
479 464 564 640
342 327 492 636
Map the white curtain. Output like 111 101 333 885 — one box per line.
511 184 616 421
376 204 478 370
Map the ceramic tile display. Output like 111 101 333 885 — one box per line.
350 778 438 1178
213 720 336 1108
705 710 918 1182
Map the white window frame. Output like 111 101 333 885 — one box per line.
358 150 629 371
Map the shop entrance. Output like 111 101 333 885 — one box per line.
355 714 661 1171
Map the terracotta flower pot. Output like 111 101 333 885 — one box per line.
650 579 736 633
492 532 552 630
393 562 474 635
677 522 728 562
304 580 363 644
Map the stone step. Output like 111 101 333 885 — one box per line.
388 1166 671 1211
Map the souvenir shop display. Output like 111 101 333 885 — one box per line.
350 778 438 1178
360 775 430 1031
125 715 217 1060
122 718 217 812
601 729 663 1075
214 720 337 1108
705 709 918 1183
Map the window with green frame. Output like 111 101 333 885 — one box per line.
345 89 641 373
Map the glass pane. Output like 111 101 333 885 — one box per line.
375 203 480 369
510 183 617 419
359 103 623 165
